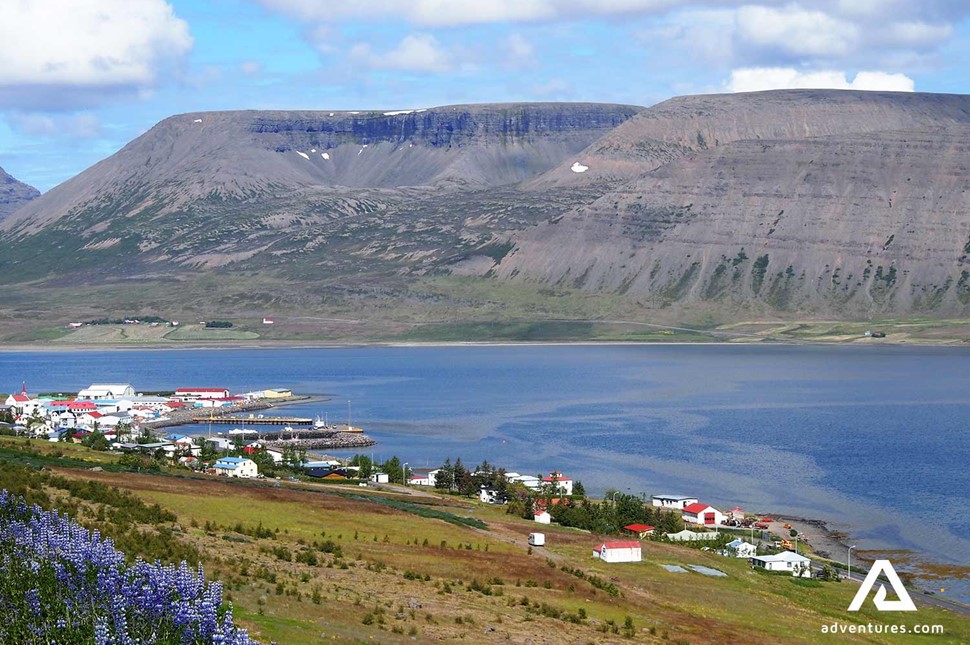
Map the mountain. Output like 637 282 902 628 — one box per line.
2 92 970 336
0 103 640 287
0 166 40 220
490 91 970 318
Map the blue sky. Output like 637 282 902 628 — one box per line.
1 0 969 192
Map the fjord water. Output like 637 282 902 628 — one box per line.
3 344 968 600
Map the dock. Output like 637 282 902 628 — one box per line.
203 415 314 426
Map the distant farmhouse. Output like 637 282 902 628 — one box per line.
592 540 642 563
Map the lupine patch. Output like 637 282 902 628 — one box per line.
0 489 265 644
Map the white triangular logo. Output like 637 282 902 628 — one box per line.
848 560 917 611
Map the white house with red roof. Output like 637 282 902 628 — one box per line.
592 540 642 563
4 393 31 414
76 411 105 429
408 468 439 487
542 471 573 496
681 503 726 527
174 387 231 400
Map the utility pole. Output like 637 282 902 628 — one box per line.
847 545 856 580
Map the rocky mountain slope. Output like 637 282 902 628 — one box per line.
2 91 970 329
0 103 638 287
0 166 39 220
489 91 970 318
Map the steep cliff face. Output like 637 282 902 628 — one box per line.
494 93 970 317
0 167 39 220
529 90 970 188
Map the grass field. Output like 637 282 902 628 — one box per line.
0 437 965 644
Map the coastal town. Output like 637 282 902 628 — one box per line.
4 382 827 577
0 382 374 477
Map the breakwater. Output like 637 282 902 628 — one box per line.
261 431 375 451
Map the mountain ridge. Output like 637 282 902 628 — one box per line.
0 166 40 221
2 90 970 334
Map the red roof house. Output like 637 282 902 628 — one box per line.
623 523 655 537
682 503 726 526
592 540 642 563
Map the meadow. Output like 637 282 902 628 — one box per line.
0 437 967 644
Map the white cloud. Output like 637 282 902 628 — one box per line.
879 21 952 48
726 67 915 93
735 5 858 58
350 34 453 73
502 34 537 69
259 0 680 27
240 61 264 76
0 0 191 108
6 112 103 138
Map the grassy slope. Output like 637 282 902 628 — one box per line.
0 438 966 644
1 274 969 344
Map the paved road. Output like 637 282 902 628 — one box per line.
809 562 970 616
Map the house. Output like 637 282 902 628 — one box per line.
533 498 565 524
623 523 655 538
4 393 31 413
751 551 812 577
651 494 698 510
212 457 258 478
174 387 231 400
75 411 105 429
665 529 719 542
725 539 757 558
371 472 389 484
593 540 642 563
542 472 573 496
407 468 438 487
77 384 136 400
479 487 506 504
682 503 726 527
505 473 541 490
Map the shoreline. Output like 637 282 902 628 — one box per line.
2 338 970 353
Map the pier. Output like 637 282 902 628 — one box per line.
202 415 314 426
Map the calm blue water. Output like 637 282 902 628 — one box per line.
2 344 968 599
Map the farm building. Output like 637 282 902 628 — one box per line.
623 523 655 538
592 540 642 563
682 503 726 527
